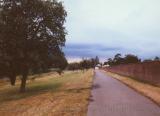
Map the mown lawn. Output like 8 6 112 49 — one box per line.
0 70 93 116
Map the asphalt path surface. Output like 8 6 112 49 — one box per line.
87 70 160 116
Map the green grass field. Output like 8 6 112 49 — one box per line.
0 70 93 116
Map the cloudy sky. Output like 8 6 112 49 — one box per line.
62 0 160 62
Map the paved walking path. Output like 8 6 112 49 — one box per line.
87 70 160 116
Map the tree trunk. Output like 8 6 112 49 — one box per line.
10 74 16 86
20 73 27 93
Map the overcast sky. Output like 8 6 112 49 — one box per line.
63 0 160 62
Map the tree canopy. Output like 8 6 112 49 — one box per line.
0 0 67 92
67 57 99 71
104 53 141 66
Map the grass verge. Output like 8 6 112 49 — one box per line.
0 70 93 116
105 71 160 106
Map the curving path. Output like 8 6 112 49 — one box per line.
87 70 160 116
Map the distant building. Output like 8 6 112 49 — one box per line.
95 67 99 70
95 64 102 69
102 65 110 68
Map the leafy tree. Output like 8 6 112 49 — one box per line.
90 58 96 68
67 57 98 71
124 54 141 64
67 62 80 71
95 56 100 65
104 58 114 66
80 59 89 71
154 56 160 61
113 53 124 65
104 53 141 66
80 57 100 70
114 53 121 61
0 0 67 92
51 53 68 75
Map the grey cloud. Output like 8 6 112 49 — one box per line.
63 0 160 61
64 43 125 58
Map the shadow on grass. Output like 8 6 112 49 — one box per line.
64 87 94 102
65 87 91 93
0 82 62 103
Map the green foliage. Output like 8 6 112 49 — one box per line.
104 53 141 66
0 0 67 92
67 62 81 71
154 56 160 61
67 57 99 71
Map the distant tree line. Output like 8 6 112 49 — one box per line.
67 56 99 71
143 56 160 62
104 53 160 66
